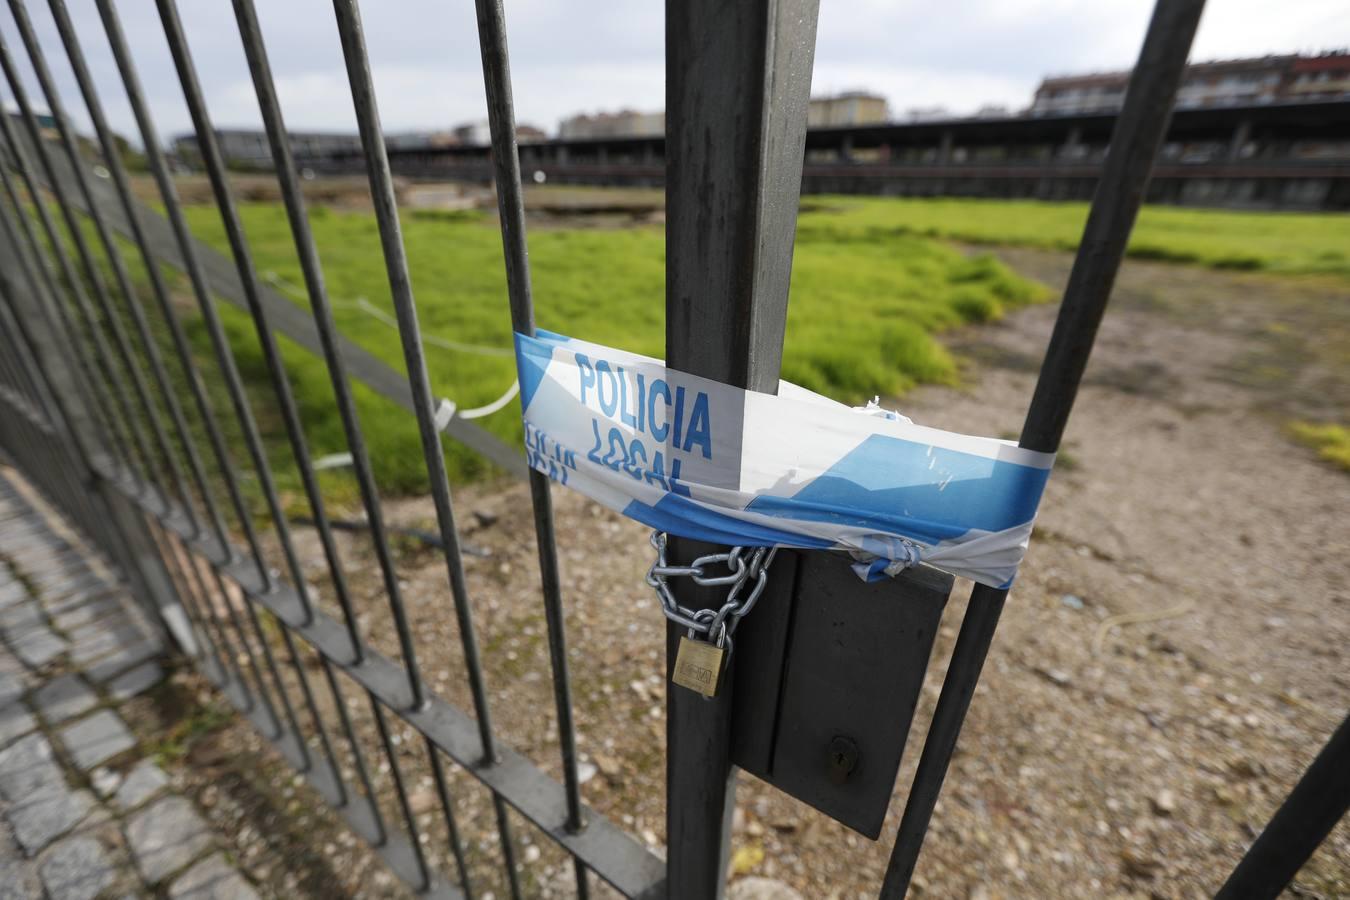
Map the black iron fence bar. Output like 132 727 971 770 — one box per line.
223 0 386 661
330 1 527 896
471 1 589 896
41 0 236 556
1217 711 1350 897
223 1 479 889
879 0 1207 894
7 0 219 548
370 696 433 890
663 2 820 896
0 74 156 491
0 28 190 518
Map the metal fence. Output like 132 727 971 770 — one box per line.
11 0 1333 898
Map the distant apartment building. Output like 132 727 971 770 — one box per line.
558 109 664 140
1031 50 1350 116
808 91 888 127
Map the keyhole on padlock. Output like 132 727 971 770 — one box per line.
828 735 859 784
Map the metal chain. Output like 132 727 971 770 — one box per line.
645 530 777 657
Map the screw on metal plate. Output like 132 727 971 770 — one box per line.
828 735 860 785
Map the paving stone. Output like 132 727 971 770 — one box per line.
51 595 121 632
33 674 99 725
114 760 169 811
13 627 69 669
0 667 25 707
126 796 213 884
0 601 44 636
0 732 65 800
6 785 93 855
0 580 25 612
69 614 136 647
0 854 38 900
169 854 260 900
60 711 136 771
108 661 164 702
86 641 162 684
39 835 116 900
0 705 36 749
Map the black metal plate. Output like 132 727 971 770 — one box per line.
731 551 951 838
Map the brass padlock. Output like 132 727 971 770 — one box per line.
672 634 724 697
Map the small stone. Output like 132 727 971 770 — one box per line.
169 853 260 900
107 662 164 702
1120 847 1162 878
1060 594 1084 610
114 761 168 809
1035 667 1073 687
523 844 541 864
12 627 68 669
33 675 99 725
126 796 213 883
0 732 64 799
576 761 598 785
60 711 136 771
727 876 805 900
90 767 122 798
1152 788 1177 817
39 836 115 900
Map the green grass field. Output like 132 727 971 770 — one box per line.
796 196 1350 278
90 191 1344 501
177 202 1044 498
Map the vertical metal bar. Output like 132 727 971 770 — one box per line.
152 0 321 606
880 1 1206 895
370 695 431 889
426 741 474 897
1216 711 1350 899
331 5 525 890
330 0 475 713
664 2 820 896
93 0 274 585
221 0 400 664
470 0 585 895
324 663 388 844
43 0 232 550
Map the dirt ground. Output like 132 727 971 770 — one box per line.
127 247 1349 899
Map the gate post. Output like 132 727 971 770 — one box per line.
664 2 819 896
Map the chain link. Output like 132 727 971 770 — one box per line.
645 530 778 655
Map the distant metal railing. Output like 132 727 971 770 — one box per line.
14 1 1337 899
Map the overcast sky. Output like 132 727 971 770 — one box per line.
1 0 1346 145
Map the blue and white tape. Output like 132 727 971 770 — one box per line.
515 330 1054 590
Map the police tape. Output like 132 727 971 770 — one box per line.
516 330 1055 590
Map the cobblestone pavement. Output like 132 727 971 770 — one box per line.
0 471 262 899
